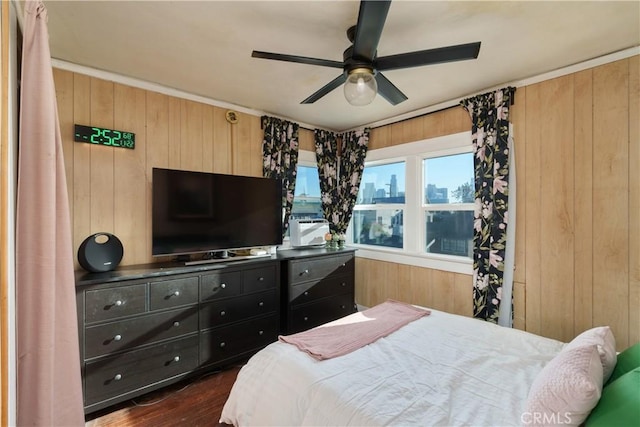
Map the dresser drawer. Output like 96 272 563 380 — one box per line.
244 264 277 294
289 293 356 333
84 335 199 406
200 290 277 329
149 276 199 311
290 275 353 305
200 271 242 301
85 284 146 323
289 253 354 285
200 314 278 366
84 307 198 359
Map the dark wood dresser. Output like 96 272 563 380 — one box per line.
75 248 356 414
75 258 279 414
278 248 357 334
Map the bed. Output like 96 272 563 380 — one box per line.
220 300 621 427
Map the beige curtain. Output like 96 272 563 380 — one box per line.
16 1 84 425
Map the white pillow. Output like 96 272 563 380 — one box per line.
524 345 603 427
564 326 616 383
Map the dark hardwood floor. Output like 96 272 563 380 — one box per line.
85 364 242 427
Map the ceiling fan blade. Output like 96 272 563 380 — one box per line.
301 74 347 104
376 42 481 71
375 72 408 105
352 0 391 61
252 51 344 69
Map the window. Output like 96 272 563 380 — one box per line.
353 162 405 248
348 132 473 274
423 153 474 258
291 151 323 221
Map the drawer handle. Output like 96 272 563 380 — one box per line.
258 302 264 307
114 300 124 307
341 305 346 309
113 334 122 341
113 374 122 381
258 330 264 336
221 283 226 289
341 282 346 287
173 321 180 327
220 342 226 348
301 269 309 275
171 290 180 297
341 263 346 267
304 291 309 296
303 316 308 321
173 356 180 363
220 311 226 317
258 277 264 282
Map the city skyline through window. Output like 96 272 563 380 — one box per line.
424 153 474 204
358 161 406 204
291 165 323 221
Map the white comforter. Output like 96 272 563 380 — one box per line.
220 308 565 426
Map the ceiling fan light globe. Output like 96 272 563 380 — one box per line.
344 70 377 106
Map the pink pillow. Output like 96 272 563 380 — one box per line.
524 345 603 426
564 326 616 382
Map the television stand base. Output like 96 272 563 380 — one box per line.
184 254 271 266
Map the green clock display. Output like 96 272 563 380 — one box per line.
74 124 135 149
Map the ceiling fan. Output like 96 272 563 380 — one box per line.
252 0 481 106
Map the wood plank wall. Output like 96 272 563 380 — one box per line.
53 70 263 267
347 57 639 350
55 55 639 350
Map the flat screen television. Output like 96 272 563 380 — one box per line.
152 168 283 257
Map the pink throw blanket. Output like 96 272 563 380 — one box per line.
279 300 431 360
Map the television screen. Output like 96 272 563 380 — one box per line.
152 168 283 257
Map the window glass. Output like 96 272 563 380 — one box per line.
351 209 403 248
357 162 405 204
347 132 475 273
425 210 474 257
291 165 323 220
423 153 474 204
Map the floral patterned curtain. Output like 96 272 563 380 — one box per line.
262 116 299 237
461 87 516 323
315 128 369 235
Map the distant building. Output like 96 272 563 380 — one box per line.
426 184 449 204
291 195 323 219
359 175 405 204
389 174 397 197
361 182 376 204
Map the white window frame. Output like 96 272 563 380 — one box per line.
347 131 473 275
422 145 475 259
351 157 407 246
282 150 320 245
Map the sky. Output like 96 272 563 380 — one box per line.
294 153 474 200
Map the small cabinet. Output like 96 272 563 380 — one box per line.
281 249 357 334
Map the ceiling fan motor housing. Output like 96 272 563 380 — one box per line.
343 45 375 76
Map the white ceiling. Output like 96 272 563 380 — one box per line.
42 1 640 131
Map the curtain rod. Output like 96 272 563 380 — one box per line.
367 104 460 131
368 87 516 131
262 86 516 133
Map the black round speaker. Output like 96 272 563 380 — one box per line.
78 232 124 273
